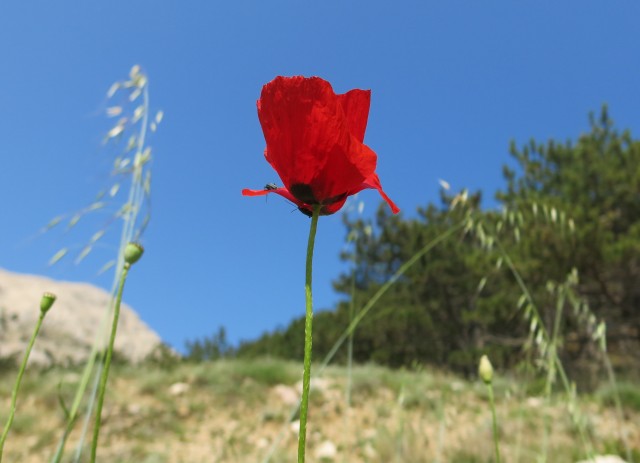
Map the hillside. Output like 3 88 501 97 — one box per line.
0 359 638 462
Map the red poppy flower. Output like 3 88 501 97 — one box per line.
242 76 399 216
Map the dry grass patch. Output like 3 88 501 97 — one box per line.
0 359 637 462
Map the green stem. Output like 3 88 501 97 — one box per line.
297 205 320 463
346 245 356 410
89 262 130 463
51 316 102 463
261 221 465 463
341 239 357 463
541 290 566 462
486 382 501 463
0 310 47 462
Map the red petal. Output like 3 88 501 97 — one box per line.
243 186 350 216
320 197 348 215
337 89 371 143
241 188 269 197
242 186 306 208
352 173 400 214
242 178 399 216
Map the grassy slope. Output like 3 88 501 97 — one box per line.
0 359 638 463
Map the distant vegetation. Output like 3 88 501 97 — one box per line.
189 107 640 379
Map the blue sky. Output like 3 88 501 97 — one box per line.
1 2 639 351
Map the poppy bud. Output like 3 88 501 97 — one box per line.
124 242 144 266
478 355 494 384
40 292 57 313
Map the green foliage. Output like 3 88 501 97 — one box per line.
184 326 234 362
497 106 640 372
227 358 300 386
597 381 640 412
238 106 640 375
143 343 182 371
0 355 18 374
238 196 523 373
600 438 640 461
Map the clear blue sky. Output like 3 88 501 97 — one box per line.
1 2 639 351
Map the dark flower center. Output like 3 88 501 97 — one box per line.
290 183 347 206
290 184 317 204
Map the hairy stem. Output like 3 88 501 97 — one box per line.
297 206 320 463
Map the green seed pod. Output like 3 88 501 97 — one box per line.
124 242 144 265
478 355 494 384
40 292 57 313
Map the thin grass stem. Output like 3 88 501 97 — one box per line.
434 393 446 463
320 221 465 368
51 313 101 463
346 257 356 409
89 262 130 463
602 352 634 463
486 382 501 463
341 236 358 463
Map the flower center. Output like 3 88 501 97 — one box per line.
290 183 347 206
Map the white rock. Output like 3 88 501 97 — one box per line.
362 428 377 440
290 420 300 434
363 442 377 459
273 384 299 405
314 440 337 460
127 403 142 415
526 397 543 408
576 456 627 463
256 437 269 449
168 382 190 396
450 381 465 392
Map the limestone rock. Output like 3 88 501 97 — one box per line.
576 456 627 463
314 440 337 460
168 382 190 396
0 268 162 366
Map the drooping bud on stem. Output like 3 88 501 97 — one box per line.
479 354 494 384
40 292 57 314
124 242 144 266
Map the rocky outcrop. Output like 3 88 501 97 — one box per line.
0 268 161 366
